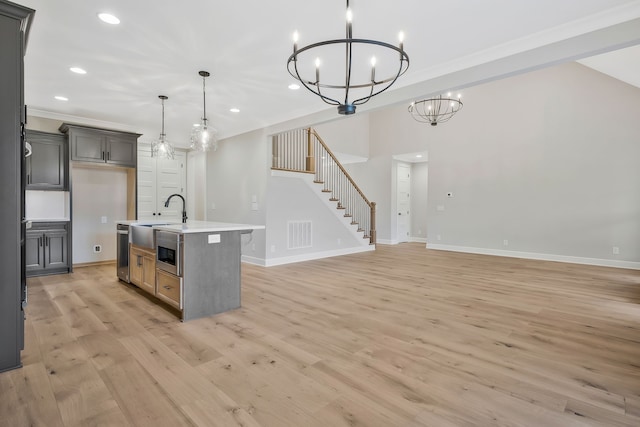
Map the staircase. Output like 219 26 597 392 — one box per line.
272 128 376 245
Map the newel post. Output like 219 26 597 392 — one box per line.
370 202 376 245
305 128 315 173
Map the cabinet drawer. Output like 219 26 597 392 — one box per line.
156 269 182 309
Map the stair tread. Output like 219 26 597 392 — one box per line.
321 189 332 193
314 180 324 184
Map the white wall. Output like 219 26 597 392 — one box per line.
367 62 640 264
314 114 370 159
72 165 128 264
410 162 428 241
205 128 268 261
265 174 364 263
187 151 207 221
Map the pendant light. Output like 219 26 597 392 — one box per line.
190 71 218 152
151 95 175 159
408 93 463 126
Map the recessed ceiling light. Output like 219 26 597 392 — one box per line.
54 96 68 101
70 67 86 74
415 154 423 158
230 108 240 113
193 123 201 127
98 13 120 25
288 83 300 90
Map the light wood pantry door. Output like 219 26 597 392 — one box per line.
397 163 411 243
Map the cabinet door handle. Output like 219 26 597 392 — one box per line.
38 236 42 247
137 255 142 267
27 173 30 184
102 151 105 160
45 236 49 246
163 285 171 290
107 151 110 161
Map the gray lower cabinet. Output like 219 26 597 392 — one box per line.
26 222 70 277
25 130 67 190
60 123 140 168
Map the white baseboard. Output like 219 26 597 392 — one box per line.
409 237 427 243
427 244 640 270
377 239 399 245
378 239 427 245
264 245 375 267
241 255 267 267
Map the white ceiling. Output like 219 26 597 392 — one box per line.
19 0 640 147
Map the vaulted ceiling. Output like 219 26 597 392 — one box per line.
20 0 640 146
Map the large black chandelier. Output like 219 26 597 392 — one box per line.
287 0 409 115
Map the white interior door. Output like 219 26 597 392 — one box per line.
136 144 156 220
397 163 411 243
157 151 186 222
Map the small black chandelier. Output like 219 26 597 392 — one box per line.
408 93 463 126
287 0 409 115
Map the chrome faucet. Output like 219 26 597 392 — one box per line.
164 193 187 223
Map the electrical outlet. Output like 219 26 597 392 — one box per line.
252 243 256 251
503 239 509 246
270 245 276 253
437 235 442 241
100 216 107 224
613 246 620 255
436 205 445 212
337 238 341 245
93 245 102 253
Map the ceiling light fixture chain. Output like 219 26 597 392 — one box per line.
408 93 463 126
191 70 217 152
151 95 176 159
287 0 409 115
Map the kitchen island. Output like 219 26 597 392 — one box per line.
118 220 264 321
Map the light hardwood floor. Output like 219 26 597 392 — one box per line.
2 243 640 426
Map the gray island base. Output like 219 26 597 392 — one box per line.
182 230 245 321
119 220 264 322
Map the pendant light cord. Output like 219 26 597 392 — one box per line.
161 98 165 137
202 75 207 122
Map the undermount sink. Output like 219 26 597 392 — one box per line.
130 223 172 249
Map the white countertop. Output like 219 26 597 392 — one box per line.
116 220 265 234
26 218 70 222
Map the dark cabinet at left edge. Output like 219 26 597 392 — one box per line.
0 0 34 373
25 129 68 190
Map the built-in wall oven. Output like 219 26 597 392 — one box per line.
156 230 183 277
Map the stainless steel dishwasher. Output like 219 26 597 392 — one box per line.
116 223 130 282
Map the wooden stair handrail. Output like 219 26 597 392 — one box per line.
308 128 372 208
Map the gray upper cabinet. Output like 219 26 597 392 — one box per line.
25 130 67 190
60 123 140 168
